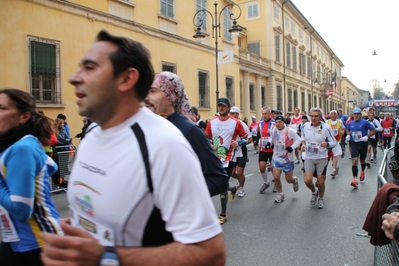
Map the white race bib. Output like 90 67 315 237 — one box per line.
384 128 391 135
261 137 271 149
306 142 320 154
332 128 339 136
0 205 20 242
275 140 285 152
352 131 362 142
70 207 115 246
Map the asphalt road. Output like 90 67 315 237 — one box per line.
51 145 379 266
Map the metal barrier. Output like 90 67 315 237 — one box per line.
374 147 399 265
50 144 76 193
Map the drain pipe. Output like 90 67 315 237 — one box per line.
282 0 289 113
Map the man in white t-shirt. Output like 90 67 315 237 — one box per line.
301 108 337 209
270 115 301 203
41 30 225 266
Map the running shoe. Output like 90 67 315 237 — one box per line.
351 178 358 188
267 167 271 172
317 197 324 209
293 177 299 192
259 182 270 193
295 158 300 164
218 214 227 224
310 190 319 205
272 185 277 193
275 193 285 203
366 162 371 169
331 169 337 177
229 186 237 200
237 187 245 197
360 172 365 181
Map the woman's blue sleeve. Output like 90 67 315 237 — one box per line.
0 145 36 221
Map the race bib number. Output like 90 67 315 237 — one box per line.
275 141 285 152
332 128 339 136
384 128 391 135
70 207 115 246
352 131 362 142
0 205 20 242
261 137 271 149
306 142 320 154
220 158 229 168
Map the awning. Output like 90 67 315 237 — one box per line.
369 100 399 107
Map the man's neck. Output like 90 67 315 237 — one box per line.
219 115 229 121
98 99 141 129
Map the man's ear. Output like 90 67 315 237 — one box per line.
19 111 31 125
118 68 140 93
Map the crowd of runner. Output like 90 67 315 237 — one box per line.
204 101 399 224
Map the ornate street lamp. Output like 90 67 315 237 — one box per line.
193 1 242 109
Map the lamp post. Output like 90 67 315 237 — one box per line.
193 1 242 109
313 70 332 111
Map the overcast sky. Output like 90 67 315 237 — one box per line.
291 0 399 96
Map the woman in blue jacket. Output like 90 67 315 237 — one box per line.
0 88 63 265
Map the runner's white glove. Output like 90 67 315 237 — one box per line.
360 136 368 142
346 135 351 141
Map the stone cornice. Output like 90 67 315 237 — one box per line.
273 26 283 35
285 33 298 46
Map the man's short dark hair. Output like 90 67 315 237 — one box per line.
96 30 155 101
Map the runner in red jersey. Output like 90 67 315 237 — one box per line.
205 97 248 224
257 107 275 193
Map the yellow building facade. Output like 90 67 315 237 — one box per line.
341 77 361 115
0 0 347 136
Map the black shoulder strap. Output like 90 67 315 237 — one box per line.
85 124 98 135
131 123 153 193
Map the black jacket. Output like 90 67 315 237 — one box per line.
167 112 229 196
